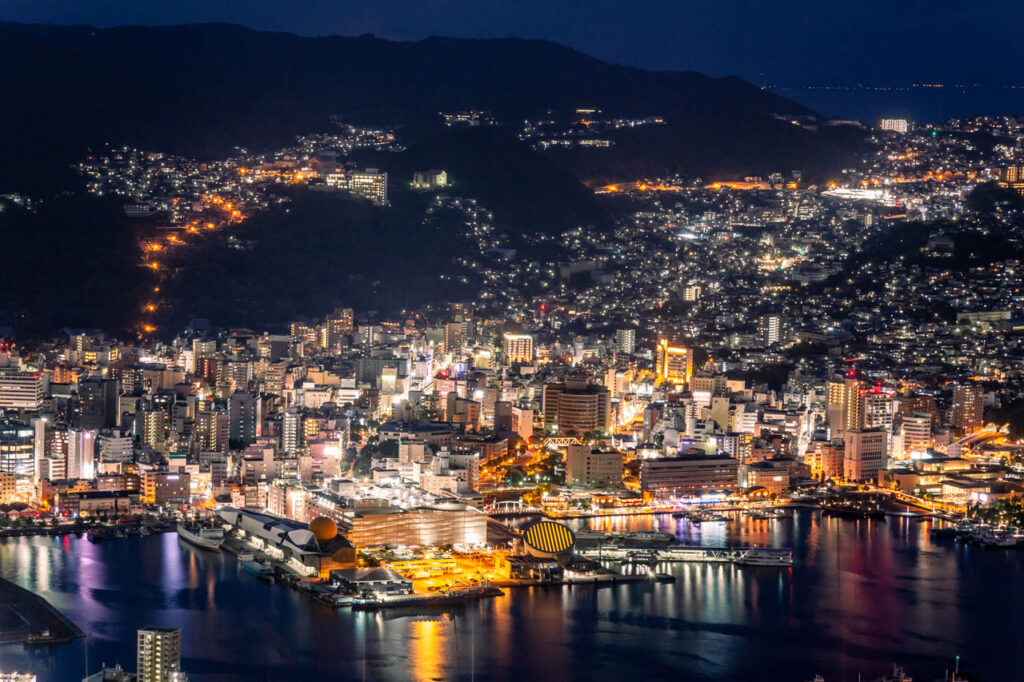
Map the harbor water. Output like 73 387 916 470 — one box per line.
0 510 1021 681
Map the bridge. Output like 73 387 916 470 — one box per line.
543 437 581 448
484 499 543 517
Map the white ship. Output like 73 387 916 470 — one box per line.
734 549 793 567
177 522 225 551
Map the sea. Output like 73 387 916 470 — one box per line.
0 510 1021 681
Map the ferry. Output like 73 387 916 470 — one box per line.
734 549 794 567
177 522 225 551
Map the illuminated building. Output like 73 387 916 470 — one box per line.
878 118 910 133
219 508 357 577
348 168 388 205
565 444 623 487
0 419 34 477
842 428 887 482
141 471 190 506
411 169 448 190
615 328 635 354
502 333 534 364
655 339 693 387
542 379 611 436
67 427 96 479
951 382 984 432
827 375 863 436
757 314 788 347
228 391 259 445
60 489 134 516
137 626 181 682
860 389 895 431
1001 166 1024 194
343 503 487 547
0 369 44 411
900 411 932 454
137 408 166 448
195 408 229 453
639 454 738 496
521 520 575 560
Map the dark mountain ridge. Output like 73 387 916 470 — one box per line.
0 21 826 191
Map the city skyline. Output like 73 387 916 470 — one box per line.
1 5 1023 682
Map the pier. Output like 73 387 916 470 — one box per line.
578 545 794 566
0 576 84 645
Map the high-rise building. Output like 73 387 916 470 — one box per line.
758 314 788 347
282 408 303 454
901 411 932 455
565 444 623 487
195 408 229 453
843 428 887 482
443 322 464 354
0 369 44 411
615 328 636 355
137 626 181 682
639 454 738 496
67 427 96 479
348 169 388 205
97 430 134 464
827 375 864 436
77 376 120 429
137 408 166 448
542 379 611 436
655 339 693 388
860 389 895 431
951 382 984 432
502 333 534 364
0 418 35 477
228 392 259 446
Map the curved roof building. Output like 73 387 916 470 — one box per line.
522 520 575 559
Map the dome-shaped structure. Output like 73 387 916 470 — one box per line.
522 520 575 559
308 516 338 543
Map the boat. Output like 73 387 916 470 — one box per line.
242 559 274 580
671 510 689 519
929 526 958 538
86 528 109 543
138 525 151 536
177 522 225 551
821 503 886 520
735 549 794 567
622 531 674 544
26 629 73 645
352 592 467 610
650 572 675 582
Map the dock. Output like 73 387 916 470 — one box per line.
0 576 84 645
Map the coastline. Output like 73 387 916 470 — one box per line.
0 575 85 645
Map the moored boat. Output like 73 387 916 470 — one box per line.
177 522 225 551
242 559 274 580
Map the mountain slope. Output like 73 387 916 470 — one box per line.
0 21 821 191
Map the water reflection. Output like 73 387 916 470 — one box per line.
0 511 1021 681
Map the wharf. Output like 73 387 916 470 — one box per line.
0 576 84 645
578 545 794 566
495 573 651 588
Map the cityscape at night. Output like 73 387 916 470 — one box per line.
1 3 1024 681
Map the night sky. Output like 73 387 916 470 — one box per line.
3 1 1024 119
